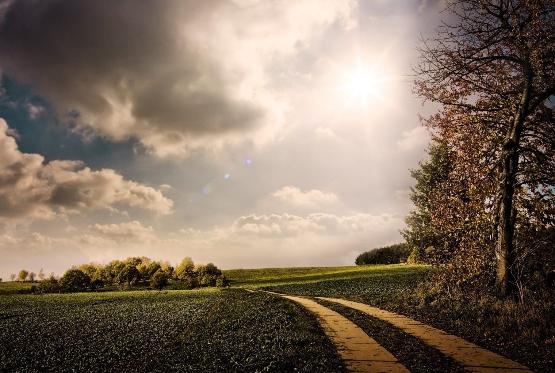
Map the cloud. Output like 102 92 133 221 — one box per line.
272 186 338 207
233 212 401 237
396 126 429 152
0 210 404 276
0 118 173 219
89 221 155 243
0 0 356 157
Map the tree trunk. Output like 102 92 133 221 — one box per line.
495 79 531 297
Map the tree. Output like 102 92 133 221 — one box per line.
28 272 36 282
115 265 140 288
175 257 195 280
18 270 29 282
37 268 45 281
403 141 454 263
416 0 555 296
355 243 412 265
59 269 91 292
9 274 15 282
150 269 169 290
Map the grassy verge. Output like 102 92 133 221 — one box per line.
0 288 344 372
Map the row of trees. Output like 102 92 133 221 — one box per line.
405 0 554 299
8 269 50 282
33 256 227 293
355 243 412 265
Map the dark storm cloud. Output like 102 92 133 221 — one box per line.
0 0 263 155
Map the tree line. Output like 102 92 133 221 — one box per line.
11 256 228 293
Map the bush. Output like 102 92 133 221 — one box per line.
355 243 411 265
60 269 91 292
37 276 61 293
150 269 169 290
216 275 229 288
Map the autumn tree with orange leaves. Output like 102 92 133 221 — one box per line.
415 0 555 297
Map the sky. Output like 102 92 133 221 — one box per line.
0 0 443 277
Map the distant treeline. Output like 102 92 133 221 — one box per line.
16 256 228 293
355 243 412 265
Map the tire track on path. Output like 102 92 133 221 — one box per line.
319 297 533 373
277 293 410 373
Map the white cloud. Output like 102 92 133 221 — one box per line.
89 221 155 242
397 126 430 152
0 118 173 219
272 186 338 207
0 211 405 276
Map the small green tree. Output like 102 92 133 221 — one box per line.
28 272 36 282
60 269 91 292
9 274 15 282
402 141 453 264
150 269 169 290
18 270 29 282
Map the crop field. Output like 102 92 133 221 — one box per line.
258 265 430 306
0 288 344 372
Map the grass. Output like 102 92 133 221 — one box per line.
224 263 429 288
0 281 35 295
0 288 344 372
2 264 552 372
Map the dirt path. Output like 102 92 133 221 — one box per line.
280 294 410 373
319 297 533 373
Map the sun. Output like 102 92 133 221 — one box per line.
339 62 384 107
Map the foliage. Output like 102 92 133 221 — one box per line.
0 290 345 372
32 256 225 293
415 0 555 296
403 142 453 264
37 276 61 294
149 269 169 290
174 257 195 280
115 265 140 288
59 269 91 293
355 243 411 265
17 270 28 282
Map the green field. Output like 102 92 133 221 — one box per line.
224 263 429 288
0 281 34 295
0 288 343 372
2 264 550 372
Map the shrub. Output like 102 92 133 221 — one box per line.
150 269 169 290
60 269 91 292
355 243 411 265
37 276 61 293
216 275 229 288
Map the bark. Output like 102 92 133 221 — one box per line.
495 72 532 297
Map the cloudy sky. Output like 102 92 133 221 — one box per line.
0 0 442 277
